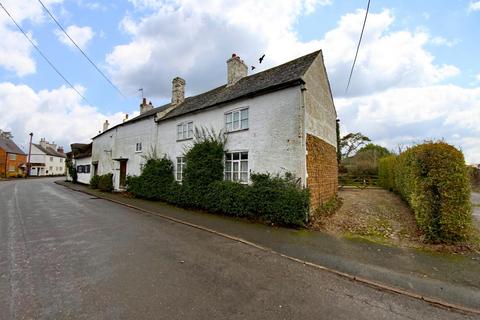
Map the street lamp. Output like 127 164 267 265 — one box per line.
27 132 33 178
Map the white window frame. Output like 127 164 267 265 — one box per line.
50 156 54 161
9 154 16 160
8 165 15 172
224 151 249 183
177 121 193 141
135 142 142 153
225 107 249 132
176 157 186 181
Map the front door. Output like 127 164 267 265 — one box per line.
119 161 127 189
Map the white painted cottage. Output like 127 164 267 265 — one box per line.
68 143 92 184
91 50 338 210
30 139 66 176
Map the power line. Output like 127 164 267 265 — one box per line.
37 0 127 99
0 1 90 104
345 0 371 94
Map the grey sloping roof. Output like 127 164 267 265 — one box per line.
0 136 25 155
93 104 171 138
33 143 66 158
161 50 320 120
93 50 320 138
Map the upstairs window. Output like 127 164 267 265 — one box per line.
177 122 193 140
135 142 142 152
60 158 63 163
50 156 54 161
176 157 186 181
85 165 90 173
225 108 248 132
9 154 16 160
77 165 83 173
225 152 248 183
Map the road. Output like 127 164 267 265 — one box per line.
0 178 475 319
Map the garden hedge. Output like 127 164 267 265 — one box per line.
378 142 472 243
126 135 309 227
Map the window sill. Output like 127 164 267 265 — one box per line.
135 151 143 153
225 128 249 134
176 138 193 142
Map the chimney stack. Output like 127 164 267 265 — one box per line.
227 53 248 86
57 147 64 154
171 77 186 106
103 120 109 132
140 97 153 114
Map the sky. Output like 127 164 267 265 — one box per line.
0 0 479 163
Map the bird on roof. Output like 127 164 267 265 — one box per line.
259 54 265 64
251 66 256 70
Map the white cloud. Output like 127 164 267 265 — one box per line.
469 1 480 11
0 82 136 152
55 25 95 50
430 36 460 47
335 85 480 163
107 5 459 101
0 0 63 76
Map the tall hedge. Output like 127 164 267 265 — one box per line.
378 142 472 243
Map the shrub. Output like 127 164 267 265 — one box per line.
126 135 309 227
90 175 100 189
98 173 113 192
378 142 472 243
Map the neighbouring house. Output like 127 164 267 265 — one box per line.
91 50 338 211
0 134 27 177
30 138 67 176
68 143 92 184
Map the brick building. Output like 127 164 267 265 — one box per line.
0 134 27 178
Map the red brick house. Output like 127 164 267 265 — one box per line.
0 135 27 178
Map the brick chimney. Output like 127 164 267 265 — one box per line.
171 77 185 106
57 147 64 154
103 120 109 132
140 98 153 114
227 53 248 86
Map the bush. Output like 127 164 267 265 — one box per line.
126 137 309 227
90 175 100 189
98 173 113 192
378 142 472 243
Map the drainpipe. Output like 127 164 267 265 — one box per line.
300 83 308 223
27 132 33 178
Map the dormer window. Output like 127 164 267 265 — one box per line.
225 107 248 132
177 121 193 141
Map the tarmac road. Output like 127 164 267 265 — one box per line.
0 178 476 319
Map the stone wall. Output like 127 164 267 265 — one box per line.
306 133 338 210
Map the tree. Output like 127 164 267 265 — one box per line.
340 132 371 158
342 143 392 176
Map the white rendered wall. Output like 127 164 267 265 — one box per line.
302 53 337 147
156 87 304 184
29 144 65 176
92 86 304 190
75 157 92 184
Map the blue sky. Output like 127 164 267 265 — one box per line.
0 0 479 163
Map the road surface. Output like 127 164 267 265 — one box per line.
0 178 475 319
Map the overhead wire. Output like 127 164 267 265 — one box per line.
0 1 90 104
345 0 371 94
37 0 127 99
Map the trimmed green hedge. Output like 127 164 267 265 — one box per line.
378 142 472 243
89 175 100 189
126 139 309 227
97 173 114 192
